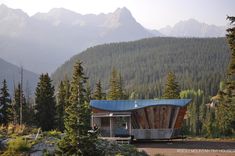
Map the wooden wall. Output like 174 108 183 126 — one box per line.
132 106 186 129
174 107 187 129
92 106 187 130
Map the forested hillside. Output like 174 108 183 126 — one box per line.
0 57 38 94
52 37 230 98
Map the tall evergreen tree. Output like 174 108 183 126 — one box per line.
0 80 12 125
85 82 92 102
56 81 66 131
12 83 26 125
215 16 235 135
117 73 125 99
23 98 34 126
108 68 119 100
180 89 205 135
226 16 235 76
58 60 96 155
12 84 19 124
13 82 33 126
107 68 125 100
93 80 103 100
35 73 56 131
64 78 71 110
202 108 216 137
163 72 180 99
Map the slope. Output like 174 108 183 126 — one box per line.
0 57 38 95
52 37 230 98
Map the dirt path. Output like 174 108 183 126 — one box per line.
135 140 235 156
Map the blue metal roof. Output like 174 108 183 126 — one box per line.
90 99 191 112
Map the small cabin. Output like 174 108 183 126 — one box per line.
90 99 191 140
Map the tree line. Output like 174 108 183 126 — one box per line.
52 37 230 99
0 60 127 155
180 16 235 137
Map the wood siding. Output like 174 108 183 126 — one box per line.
131 106 185 129
174 107 187 128
92 105 187 130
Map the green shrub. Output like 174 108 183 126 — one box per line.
2 137 31 155
96 139 148 156
44 130 61 138
154 154 165 156
43 149 54 156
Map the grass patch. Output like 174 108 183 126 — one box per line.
2 136 32 156
96 139 148 156
187 135 235 141
43 130 62 138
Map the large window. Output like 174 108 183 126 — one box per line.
101 117 110 127
169 108 176 128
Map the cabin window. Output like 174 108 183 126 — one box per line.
101 117 109 127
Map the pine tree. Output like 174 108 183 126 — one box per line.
64 78 71 111
85 82 92 102
226 16 235 76
0 80 12 125
93 80 103 100
203 108 216 137
22 96 31 125
11 85 19 125
12 83 25 124
58 60 97 155
180 89 204 135
23 98 34 126
107 68 125 100
215 16 235 135
163 71 180 99
117 73 125 99
56 81 66 131
108 68 119 100
35 73 56 131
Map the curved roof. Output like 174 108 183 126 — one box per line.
90 99 191 112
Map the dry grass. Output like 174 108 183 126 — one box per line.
1 136 32 156
0 124 38 137
186 136 235 142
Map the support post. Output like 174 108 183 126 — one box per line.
110 117 113 137
91 114 94 129
129 116 132 135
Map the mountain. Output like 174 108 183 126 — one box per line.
0 57 38 95
0 4 160 73
52 37 230 98
159 19 226 37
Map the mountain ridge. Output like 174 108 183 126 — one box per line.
159 18 226 37
0 4 159 73
0 4 227 74
0 57 38 95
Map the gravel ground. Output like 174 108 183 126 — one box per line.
135 140 235 156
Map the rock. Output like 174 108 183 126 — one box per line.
30 137 57 156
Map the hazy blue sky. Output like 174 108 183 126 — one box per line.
0 0 234 29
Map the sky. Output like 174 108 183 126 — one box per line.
0 0 234 29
